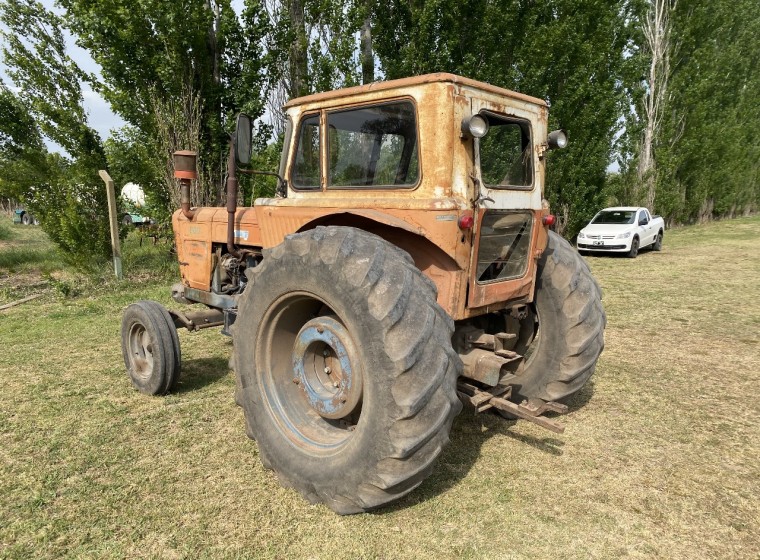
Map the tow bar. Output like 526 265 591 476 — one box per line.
457 382 568 434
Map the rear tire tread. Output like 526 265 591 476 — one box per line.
513 232 605 402
233 226 462 514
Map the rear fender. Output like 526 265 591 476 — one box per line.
297 211 462 316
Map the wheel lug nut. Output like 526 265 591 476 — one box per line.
323 350 329 356
333 382 339 388
324 366 331 374
317 326 324 333
292 377 300 384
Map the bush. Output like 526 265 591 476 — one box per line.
26 157 122 270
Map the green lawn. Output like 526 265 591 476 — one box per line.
1 216 758 559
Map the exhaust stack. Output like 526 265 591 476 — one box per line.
173 150 198 220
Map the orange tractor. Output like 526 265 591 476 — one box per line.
121 73 605 514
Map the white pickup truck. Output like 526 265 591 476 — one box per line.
577 207 664 258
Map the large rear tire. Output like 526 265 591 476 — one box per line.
511 231 605 402
232 226 462 514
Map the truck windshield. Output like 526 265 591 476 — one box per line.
478 113 532 189
591 210 636 225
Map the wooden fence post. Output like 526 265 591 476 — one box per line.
99 170 123 280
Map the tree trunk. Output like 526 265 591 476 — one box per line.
206 0 221 88
360 16 374 84
638 0 675 210
205 0 224 205
288 0 308 98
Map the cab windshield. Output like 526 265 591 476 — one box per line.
591 210 636 225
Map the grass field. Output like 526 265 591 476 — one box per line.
1 216 758 559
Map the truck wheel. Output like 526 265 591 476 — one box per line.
653 231 663 251
21 213 32 225
232 226 462 514
121 300 181 395
511 231 605 403
122 214 133 226
627 236 639 258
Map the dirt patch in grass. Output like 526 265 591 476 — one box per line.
1 217 758 559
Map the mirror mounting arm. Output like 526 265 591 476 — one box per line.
238 168 288 196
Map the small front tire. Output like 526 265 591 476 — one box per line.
652 231 663 251
121 301 181 395
627 236 640 258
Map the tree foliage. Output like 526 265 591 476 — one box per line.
1 0 113 267
371 0 633 235
652 0 760 224
57 0 272 207
1 0 758 259
0 80 47 199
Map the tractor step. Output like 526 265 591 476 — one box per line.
456 382 567 434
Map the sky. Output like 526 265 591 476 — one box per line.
0 0 126 152
0 0 243 153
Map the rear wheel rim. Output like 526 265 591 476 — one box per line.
257 292 364 454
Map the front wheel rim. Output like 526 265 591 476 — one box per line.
127 323 154 381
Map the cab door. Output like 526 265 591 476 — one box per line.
465 96 545 309
638 209 655 245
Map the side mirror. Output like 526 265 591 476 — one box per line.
639 218 649 226
547 129 568 150
235 113 252 166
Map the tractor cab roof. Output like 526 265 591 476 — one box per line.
283 73 547 110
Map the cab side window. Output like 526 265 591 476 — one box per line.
292 114 321 189
478 114 533 189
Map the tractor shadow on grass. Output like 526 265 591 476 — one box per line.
174 356 231 393
380 378 596 512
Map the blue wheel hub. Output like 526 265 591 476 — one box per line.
292 316 363 420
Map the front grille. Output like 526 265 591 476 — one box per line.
476 211 532 284
578 243 626 250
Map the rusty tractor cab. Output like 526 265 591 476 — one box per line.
121 73 605 514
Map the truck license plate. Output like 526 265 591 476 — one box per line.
593 240 604 246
